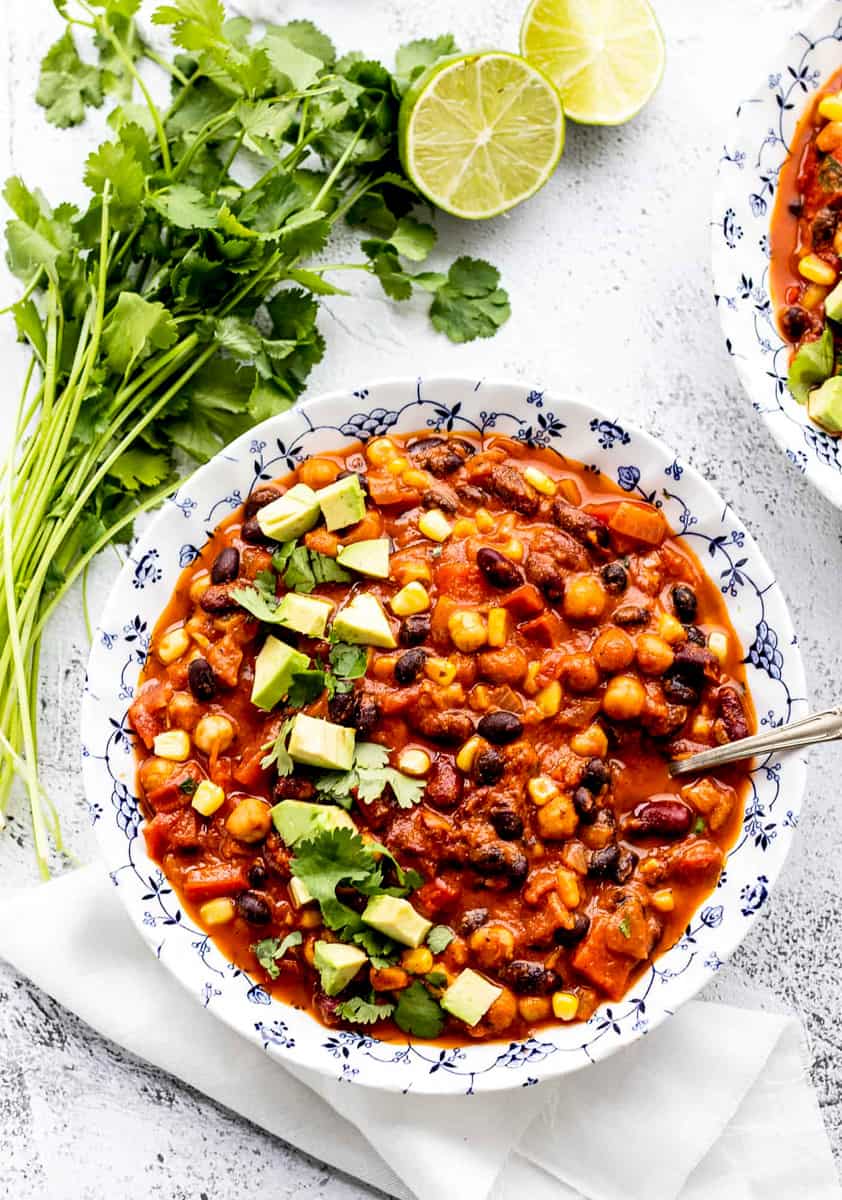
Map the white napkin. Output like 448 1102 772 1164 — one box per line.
0 865 838 1200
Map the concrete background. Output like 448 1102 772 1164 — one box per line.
0 0 840 1194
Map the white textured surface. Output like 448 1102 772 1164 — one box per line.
0 0 840 1194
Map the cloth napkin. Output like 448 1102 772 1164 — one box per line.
0 866 838 1200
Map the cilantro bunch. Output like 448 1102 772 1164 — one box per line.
0 0 510 874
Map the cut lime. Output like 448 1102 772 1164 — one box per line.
398 51 565 220
520 0 665 126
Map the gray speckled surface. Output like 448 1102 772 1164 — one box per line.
1 0 840 1193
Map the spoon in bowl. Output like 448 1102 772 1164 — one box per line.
668 705 842 777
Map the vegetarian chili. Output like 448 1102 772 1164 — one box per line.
130 432 754 1042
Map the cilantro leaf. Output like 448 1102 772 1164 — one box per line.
37 31 103 128
148 184 218 230
261 718 294 774
394 35 458 92
152 0 226 53
261 29 324 91
427 925 454 954
83 141 145 228
386 770 425 810
336 995 395 1025
290 827 382 909
252 931 302 979
102 292 178 375
229 583 281 623
286 669 327 707
276 20 336 66
282 546 351 593
106 449 171 492
388 216 436 263
329 642 368 680
368 249 412 301
393 981 445 1038
429 256 511 343
354 742 389 770
313 742 426 812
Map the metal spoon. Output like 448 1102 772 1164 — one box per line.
668 704 842 777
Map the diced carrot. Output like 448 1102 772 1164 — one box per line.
430 596 460 644
342 509 384 543
232 746 271 789
558 478 581 505
434 560 487 601
608 501 666 546
519 610 563 647
304 528 340 557
571 916 635 1000
143 807 201 860
206 635 242 688
182 862 250 902
499 583 545 619
367 474 420 507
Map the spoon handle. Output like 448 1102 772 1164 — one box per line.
668 704 842 777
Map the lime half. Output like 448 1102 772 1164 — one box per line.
520 0 665 126
399 52 565 220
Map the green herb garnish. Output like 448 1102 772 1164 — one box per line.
253 931 303 979
787 325 834 404
618 915 631 939
393 980 445 1038
178 776 198 795
427 925 454 954
335 994 396 1025
314 741 426 810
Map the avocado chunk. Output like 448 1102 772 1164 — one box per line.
440 969 502 1027
825 281 842 323
257 483 321 541
287 712 356 770
251 636 310 711
336 538 391 579
808 375 842 433
362 895 432 948
314 941 367 995
332 593 396 649
288 876 315 907
276 592 333 638
271 799 358 846
317 474 366 531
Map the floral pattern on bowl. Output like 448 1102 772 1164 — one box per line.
712 0 842 508
80 377 807 1094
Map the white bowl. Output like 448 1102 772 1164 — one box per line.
712 0 842 508
81 377 806 1094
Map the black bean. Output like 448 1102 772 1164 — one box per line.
476 547 524 589
395 648 427 685
199 585 238 614
475 748 505 786
601 561 628 593
580 757 610 795
663 672 701 705
812 206 837 248
553 913 591 947
614 849 638 884
236 892 272 924
211 546 240 584
588 843 621 879
488 807 524 839
779 305 811 342
573 786 598 824
470 842 527 885
477 711 523 744
613 604 650 627
671 583 698 623
355 696 380 738
407 437 469 477
188 657 217 701
459 907 489 935
686 625 706 646
248 861 268 888
399 614 431 647
243 486 282 518
788 201 803 217
328 690 356 726
502 961 559 995
507 853 529 886
241 515 275 545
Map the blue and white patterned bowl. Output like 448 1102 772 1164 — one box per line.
712 0 842 508
81 378 806 1094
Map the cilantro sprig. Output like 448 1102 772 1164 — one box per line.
394 980 445 1038
252 931 303 979
335 994 396 1025
314 741 426 810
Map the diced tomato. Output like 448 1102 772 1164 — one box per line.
499 583 545 619
572 916 635 1000
145 762 204 813
207 635 243 688
367 474 420 507
128 679 174 749
182 862 250 902
415 876 460 916
143 807 201 860
233 746 271 789
520 610 563 647
434 561 487 602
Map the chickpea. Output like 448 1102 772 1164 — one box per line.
370 966 410 991
167 691 201 731
297 457 341 489
563 574 607 622
469 924 516 969
518 996 552 1023
225 796 272 844
401 947 434 974
448 610 488 653
444 936 469 970
592 627 635 672
486 987 518 1033
570 724 608 758
138 756 177 794
602 675 646 720
636 633 675 676
194 713 235 755
536 793 579 840
562 652 600 693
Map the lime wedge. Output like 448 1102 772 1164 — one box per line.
520 0 665 126
398 52 565 220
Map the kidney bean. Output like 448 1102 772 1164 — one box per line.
475 747 505 786
663 672 701 705
394 648 427 685
188 657 217 701
425 758 464 810
812 206 837 248
488 807 523 839
248 861 268 888
488 465 540 515
718 686 749 742
625 798 693 838
456 483 485 506
573 786 598 824
199 584 239 614
477 711 523 744
551 498 610 551
459 907 489 935
580 757 610 795
673 642 717 676
407 437 470 477
588 843 621 878
553 913 591 947
671 583 698 623
211 546 240 584
399 614 432 647
601 561 628 592
412 708 475 744
236 892 272 924
422 487 458 514
502 961 559 995
612 604 650 627
476 546 524 589
241 515 276 545
243 486 282 518
524 552 565 600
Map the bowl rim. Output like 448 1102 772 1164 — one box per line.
81 374 807 1094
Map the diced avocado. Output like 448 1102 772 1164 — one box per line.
332 593 396 649
336 538 391 579
276 592 333 638
808 375 842 433
440 969 502 1027
313 941 368 996
317 474 366 531
257 483 321 541
288 876 315 907
287 712 356 770
251 636 309 711
825 281 842 323
271 799 357 846
362 895 432 948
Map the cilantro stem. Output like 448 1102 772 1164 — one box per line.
313 123 367 211
81 562 93 646
97 21 173 174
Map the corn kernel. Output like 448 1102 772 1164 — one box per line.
386 455 411 476
798 253 837 286
189 572 211 604
658 612 687 645
523 660 542 696
819 93 842 122
397 747 431 777
651 888 675 913
402 946 434 974
523 465 557 495
803 282 829 310
153 729 191 761
200 898 236 926
425 656 457 685
469 683 491 710
817 120 842 152
156 626 190 665
528 774 559 806
570 724 608 758
708 631 729 664
452 517 478 538
448 610 487 652
551 991 580 1021
536 681 562 718
402 468 429 490
486 607 512 649
366 437 398 466
475 507 495 532
371 655 396 681
500 538 524 562
192 779 225 817
456 735 484 773
390 581 431 616
418 508 452 542
556 868 580 909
